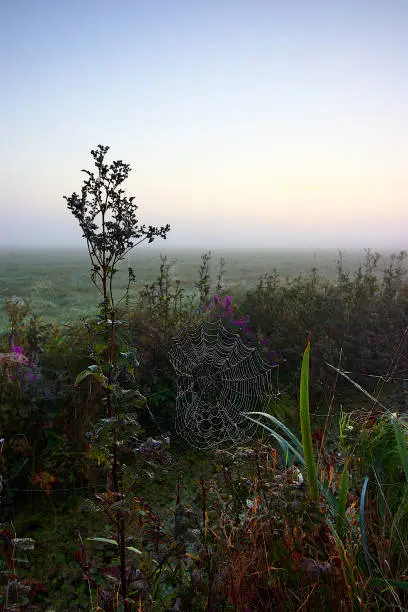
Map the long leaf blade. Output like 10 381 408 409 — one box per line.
336 463 349 540
247 411 303 453
245 415 305 466
360 475 371 575
299 337 319 501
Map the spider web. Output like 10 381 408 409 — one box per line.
168 319 277 450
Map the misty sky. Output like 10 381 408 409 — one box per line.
0 1 407 249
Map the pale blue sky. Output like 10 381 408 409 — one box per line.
0 0 407 249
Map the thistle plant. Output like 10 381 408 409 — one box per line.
65 144 170 607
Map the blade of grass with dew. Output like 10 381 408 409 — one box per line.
360 475 372 576
299 336 319 501
374 462 386 524
248 411 304 453
87 537 118 545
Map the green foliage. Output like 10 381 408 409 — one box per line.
345 414 408 517
248 339 320 500
339 403 408 597
247 343 408 607
2 238 408 609
241 249 408 400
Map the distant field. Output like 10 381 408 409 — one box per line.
0 246 399 330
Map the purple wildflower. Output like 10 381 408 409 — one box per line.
11 346 24 355
267 349 278 364
27 371 36 383
213 295 219 306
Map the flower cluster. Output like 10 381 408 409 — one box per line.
11 345 29 363
203 295 235 319
202 295 277 364
0 345 37 384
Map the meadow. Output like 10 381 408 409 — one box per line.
1 240 408 610
0 246 387 330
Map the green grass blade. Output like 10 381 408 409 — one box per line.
299 336 319 501
336 463 349 540
87 537 118 545
368 578 408 590
373 463 386 524
319 477 337 509
245 415 305 466
391 414 408 485
390 486 408 544
360 475 371 576
247 411 303 453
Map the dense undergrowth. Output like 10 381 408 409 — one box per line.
1 146 408 611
